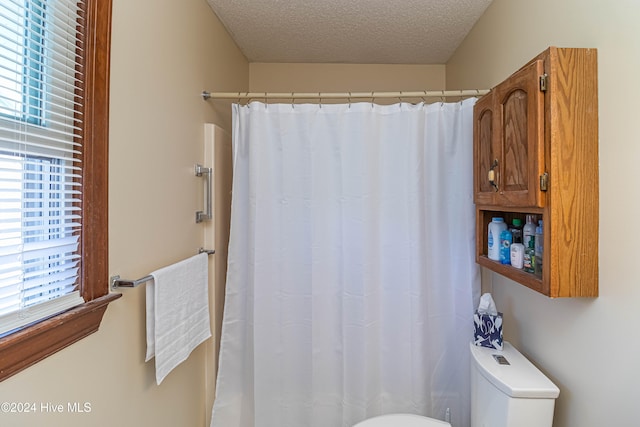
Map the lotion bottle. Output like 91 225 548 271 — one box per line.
510 243 525 269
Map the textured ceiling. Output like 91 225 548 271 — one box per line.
206 0 493 64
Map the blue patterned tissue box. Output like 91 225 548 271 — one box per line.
473 311 503 350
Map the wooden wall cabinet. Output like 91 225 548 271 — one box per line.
474 47 599 298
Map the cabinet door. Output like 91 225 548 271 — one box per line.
473 92 499 205
494 60 545 207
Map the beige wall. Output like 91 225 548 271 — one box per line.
0 0 248 426
250 63 446 103
448 1 640 426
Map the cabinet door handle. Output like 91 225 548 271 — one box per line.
488 159 499 192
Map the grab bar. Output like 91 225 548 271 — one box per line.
195 164 212 223
111 248 215 289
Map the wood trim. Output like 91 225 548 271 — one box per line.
477 256 544 294
82 0 112 301
547 48 599 297
0 294 120 382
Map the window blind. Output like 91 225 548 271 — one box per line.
0 0 85 335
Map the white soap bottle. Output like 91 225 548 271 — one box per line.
510 243 525 269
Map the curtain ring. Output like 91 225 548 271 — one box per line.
319 92 322 108
264 92 267 109
440 90 445 106
421 90 427 104
242 92 250 106
348 92 352 108
291 92 295 109
371 91 375 109
399 91 403 109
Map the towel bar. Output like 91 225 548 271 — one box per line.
111 248 215 289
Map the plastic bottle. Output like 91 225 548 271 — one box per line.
523 214 536 248
523 236 535 273
510 243 525 269
534 220 543 276
499 227 513 265
510 218 523 244
488 217 507 261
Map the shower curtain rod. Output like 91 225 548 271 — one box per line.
201 89 490 101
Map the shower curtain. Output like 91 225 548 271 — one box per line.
211 99 480 427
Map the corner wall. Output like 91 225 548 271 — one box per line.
0 0 248 425
249 63 446 102
447 1 640 426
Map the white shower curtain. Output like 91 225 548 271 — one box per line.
211 99 480 427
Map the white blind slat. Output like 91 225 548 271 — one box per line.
23 272 79 296
0 108 84 135
0 132 83 152
0 253 79 277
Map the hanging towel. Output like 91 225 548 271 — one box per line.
145 252 211 385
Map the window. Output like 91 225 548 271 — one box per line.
0 0 118 381
0 0 85 334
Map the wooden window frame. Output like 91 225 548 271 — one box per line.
0 0 120 382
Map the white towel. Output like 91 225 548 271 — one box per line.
145 253 211 385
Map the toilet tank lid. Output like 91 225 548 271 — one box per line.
470 341 560 399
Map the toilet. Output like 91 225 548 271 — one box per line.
353 341 560 427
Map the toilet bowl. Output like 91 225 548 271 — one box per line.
353 413 450 427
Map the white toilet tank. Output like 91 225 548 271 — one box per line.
470 341 560 427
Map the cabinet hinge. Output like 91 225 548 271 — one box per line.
540 172 549 191
539 74 548 92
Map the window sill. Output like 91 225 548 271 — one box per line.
0 293 121 382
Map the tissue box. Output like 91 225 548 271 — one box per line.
473 311 503 350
